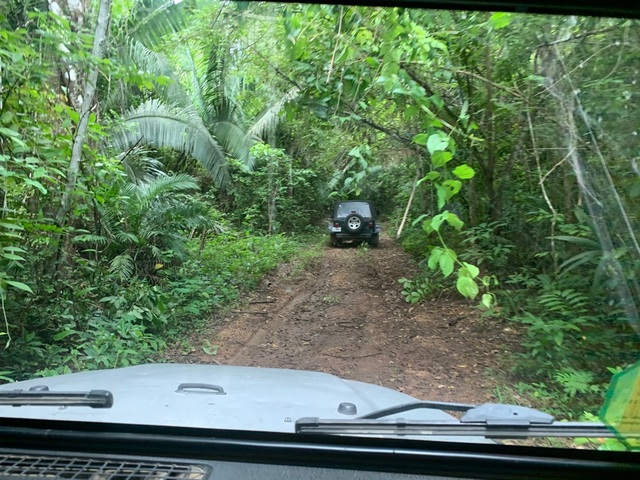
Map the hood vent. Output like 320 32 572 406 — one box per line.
0 455 209 480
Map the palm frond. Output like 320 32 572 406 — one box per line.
214 121 250 166
139 173 200 201
72 234 109 245
246 87 300 163
128 0 196 47
118 145 166 184
114 231 141 245
150 245 164 260
109 253 135 283
183 47 209 120
203 44 227 110
201 44 246 127
114 99 230 186
127 40 190 105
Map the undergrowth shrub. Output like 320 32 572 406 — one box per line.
499 272 639 417
162 233 303 333
0 231 318 381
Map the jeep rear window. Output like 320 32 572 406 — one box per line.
336 203 372 218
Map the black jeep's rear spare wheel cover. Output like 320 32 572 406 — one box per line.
346 214 364 233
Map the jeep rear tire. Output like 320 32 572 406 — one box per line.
369 233 380 247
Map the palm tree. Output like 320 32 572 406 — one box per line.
112 39 296 187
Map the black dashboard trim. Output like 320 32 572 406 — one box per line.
1 418 638 479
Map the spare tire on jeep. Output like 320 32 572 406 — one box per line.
345 213 364 233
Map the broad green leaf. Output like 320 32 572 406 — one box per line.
436 184 450 210
554 331 564 346
439 252 455 278
2 253 25 261
2 247 26 253
428 247 443 270
413 133 429 146
446 212 464 230
459 100 469 120
456 276 479 299
0 127 20 138
0 222 24 230
551 235 600 249
427 133 449 154
461 262 480 278
405 104 419 120
490 12 512 29
417 171 440 185
53 329 76 341
430 212 447 231
4 280 33 293
452 164 475 180
32 167 48 179
481 294 494 309
24 178 47 194
443 179 462 195
431 151 453 168
348 147 362 159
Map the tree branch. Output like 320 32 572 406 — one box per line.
401 65 459 124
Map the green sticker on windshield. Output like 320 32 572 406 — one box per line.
600 361 640 449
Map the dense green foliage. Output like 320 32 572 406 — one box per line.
0 0 638 421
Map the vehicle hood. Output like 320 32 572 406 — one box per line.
0 364 461 435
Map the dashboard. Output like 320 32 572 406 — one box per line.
1 418 639 480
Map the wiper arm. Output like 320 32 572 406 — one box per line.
359 401 476 419
0 389 114 408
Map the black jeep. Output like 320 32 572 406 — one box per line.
329 200 380 247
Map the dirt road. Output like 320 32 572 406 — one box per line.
177 233 518 404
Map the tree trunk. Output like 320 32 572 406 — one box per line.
267 155 278 234
48 0 86 110
57 0 112 225
483 37 498 221
491 124 526 222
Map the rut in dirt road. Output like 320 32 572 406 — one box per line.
178 234 519 404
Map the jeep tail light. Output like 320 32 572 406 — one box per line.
334 222 340 227
369 222 374 228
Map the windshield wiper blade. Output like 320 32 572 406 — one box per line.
297 403 632 439
0 389 113 408
295 418 621 439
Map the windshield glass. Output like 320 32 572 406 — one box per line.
0 0 639 451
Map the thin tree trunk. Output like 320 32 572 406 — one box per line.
468 165 478 226
563 159 574 221
396 169 420 238
57 0 112 225
483 37 498 221
267 155 278 235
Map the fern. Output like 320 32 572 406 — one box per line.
72 234 108 245
553 368 597 398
